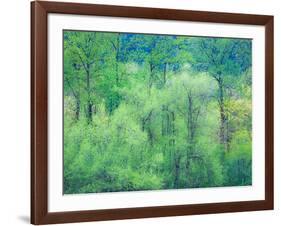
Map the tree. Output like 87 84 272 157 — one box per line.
189 38 252 152
64 37 82 121
64 31 114 122
167 72 217 187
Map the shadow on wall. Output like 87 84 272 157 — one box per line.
18 216 29 224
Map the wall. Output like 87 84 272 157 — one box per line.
0 0 279 225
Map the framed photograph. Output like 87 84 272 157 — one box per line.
31 1 274 224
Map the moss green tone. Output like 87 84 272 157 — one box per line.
63 31 252 194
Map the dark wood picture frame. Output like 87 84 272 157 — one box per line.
31 1 274 224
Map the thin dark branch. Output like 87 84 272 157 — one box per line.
65 76 79 99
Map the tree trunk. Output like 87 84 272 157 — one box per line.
217 77 229 151
75 98 80 121
173 154 181 188
187 93 195 150
65 77 80 121
142 111 154 146
147 113 154 146
186 93 196 164
141 118 145 132
169 110 175 146
115 33 120 85
86 65 93 123
87 101 93 122
148 62 154 92
163 62 167 85
161 105 166 136
161 105 169 136
185 92 201 186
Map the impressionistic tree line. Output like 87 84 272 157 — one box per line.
63 31 252 194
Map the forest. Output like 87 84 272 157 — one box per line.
63 30 252 194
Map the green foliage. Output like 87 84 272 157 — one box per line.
63 30 252 194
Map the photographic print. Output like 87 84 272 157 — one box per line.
63 30 252 194
31 2 273 224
